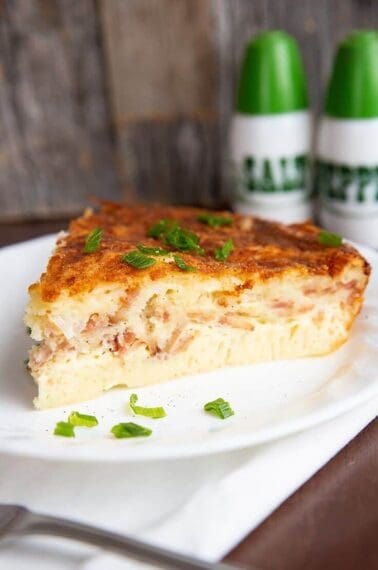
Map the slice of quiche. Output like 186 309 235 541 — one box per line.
25 201 370 409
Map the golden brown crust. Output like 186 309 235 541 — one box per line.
34 201 371 302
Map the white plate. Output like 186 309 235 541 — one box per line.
0 235 377 462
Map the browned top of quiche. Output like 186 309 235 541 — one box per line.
31 200 370 302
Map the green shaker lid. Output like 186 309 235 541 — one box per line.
325 31 378 118
236 30 308 115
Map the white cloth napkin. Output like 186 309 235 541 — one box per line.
0 397 376 570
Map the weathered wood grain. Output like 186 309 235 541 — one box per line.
101 0 216 122
0 0 120 220
117 118 222 208
100 0 219 207
1 0 377 218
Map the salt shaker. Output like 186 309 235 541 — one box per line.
316 31 378 247
230 30 312 223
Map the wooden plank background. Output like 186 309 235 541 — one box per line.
0 0 377 220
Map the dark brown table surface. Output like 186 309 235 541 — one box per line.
1 221 377 570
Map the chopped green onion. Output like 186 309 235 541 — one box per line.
54 421 75 438
147 219 174 238
122 250 156 269
68 411 98 428
137 243 169 256
318 230 342 247
129 393 166 419
147 219 204 255
23 358 29 368
197 213 232 227
111 422 152 439
173 255 196 272
164 225 204 255
214 238 234 261
26 326 32 336
204 397 234 419
83 228 103 253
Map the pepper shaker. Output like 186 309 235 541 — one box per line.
316 31 378 247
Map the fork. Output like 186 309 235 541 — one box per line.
0 504 243 569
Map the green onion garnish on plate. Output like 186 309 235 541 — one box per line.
54 421 75 438
204 397 234 419
318 230 342 247
68 411 98 428
111 422 152 439
129 393 166 419
83 228 103 253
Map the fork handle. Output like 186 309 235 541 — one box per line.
16 511 240 570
